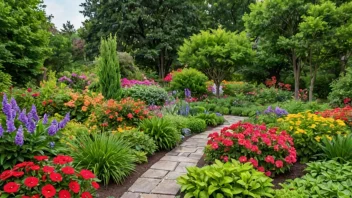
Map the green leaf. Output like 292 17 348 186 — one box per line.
208 185 219 195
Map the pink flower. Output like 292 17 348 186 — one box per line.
239 156 247 163
265 155 275 164
265 171 271 177
211 142 219 150
223 156 229 162
275 160 284 168
249 158 258 167
258 166 265 172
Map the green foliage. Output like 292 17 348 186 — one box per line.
132 150 148 164
178 28 253 96
196 113 222 127
97 35 122 100
190 106 206 116
118 52 143 80
279 100 330 114
280 160 352 198
163 115 189 132
170 68 208 97
177 159 274 198
274 189 305 198
223 82 256 96
318 134 352 163
186 117 207 133
117 129 157 155
69 133 136 185
44 33 73 72
328 68 352 107
139 117 181 151
0 0 51 85
122 85 168 106
0 70 12 92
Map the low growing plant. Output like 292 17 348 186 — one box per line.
177 159 274 198
186 117 207 133
317 134 352 162
205 122 297 176
117 129 157 155
122 85 169 106
316 106 352 127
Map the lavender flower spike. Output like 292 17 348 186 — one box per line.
0 125 3 137
14 126 24 146
48 119 58 136
49 142 55 148
2 93 8 107
43 114 49 125
26 119 36 134
19 109 28 125
184 88 191 98
58 113 70 129
10 98 20 113
29 105 39 122
2 102 12 119
6 119 16 132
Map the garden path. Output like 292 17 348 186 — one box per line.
121 116 246 198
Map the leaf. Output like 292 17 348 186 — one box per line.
208 185 219 195
221 188 233 197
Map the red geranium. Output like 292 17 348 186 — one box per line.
91 181 100 190
81 192 92 198
13 171 24 177
34 156 49 161
61 166 75 175
58 190 71 198
30 165 40 171
43 166 55 174
42 184 56 198
69 181 80 193
4 182 20 193
80 170 95 180
53 155 73 165
0 170 13 181
24 177 39 188
50 172 63 182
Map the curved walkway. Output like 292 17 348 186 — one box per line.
121 116 246 198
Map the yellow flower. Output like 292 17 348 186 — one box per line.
309 124 316 129
325 135 333 141
118 127 124 132
315 136 321 142
289 126 293 131
277 118 284 122
295 121 302 126
295 128 305 134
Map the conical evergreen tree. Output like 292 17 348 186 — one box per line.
97 35 122 99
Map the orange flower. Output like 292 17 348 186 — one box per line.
107 99 116 108
143 110 149 115
134 109 140 114
105 109 111 115
84 100 91 107
82 106 88 112
64 101 75 108
117 117 123 122
109 115 114 119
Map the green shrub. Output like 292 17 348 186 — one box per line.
69 133 136 185
177 159 274 198
189 106 206 115
0 70 12 92
118 129 157 155
279 100 330 114
328 68 352 107
186 117 207 133
196 113 218 126
132 150 148 164
317 134 352 162
163 114 189 131
170 68 208 97
215 114 226 125
230 107 244 115
122 85 168 105
274 189 305 198
139 117 181 150
223 82 256 96
280 160 352 198
118 52 144 80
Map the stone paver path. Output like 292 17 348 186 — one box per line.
121 116 246 198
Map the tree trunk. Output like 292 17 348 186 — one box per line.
292 50 300 100
215 82 221 98
308 74 315 102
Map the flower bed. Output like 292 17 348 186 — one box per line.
316 106 352 126
205 122 297 176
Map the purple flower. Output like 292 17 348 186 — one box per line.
49 142 55 148
274 107 288 117
43 114 49 125
71 73 78 77
184 88 191 98
29 105 39 122
14 126 24 146
58 113 70 129
0 125 3 137
6 119 16 132
263 106 274 114
19 109 28 125
48 119 58 136
59 76 73 83
26 119 36 134
10 98 20 113
79 75 87 80
2 102 12 119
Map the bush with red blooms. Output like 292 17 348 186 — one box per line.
0 155 99 197
316 106 352 126
204 122 297 177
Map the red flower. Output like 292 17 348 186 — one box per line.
53 155 73 165
42 184 56 198
344 98 351 104
4 182 20 193
42 101 47 106
81 192 92 198
42 174 47 182
27 88 32 92
22 196 30 198
31 195 40 198
91 181 100 190
264 155 275 164
127 113 133 119
0 170 13 181
80 170 95 180
58 190 71 198
24 177 39 188
43 166 55 174
223 156 229 162
30 165 40 171
12 171 24 177
61 166 75 175
211 142 219 150
249 158 258 167
32 93 40 97
239 156 247 163
50 172 63 182
275 160 284 168
14 162 34 169
265 171 272 177
34 156 49 161
69 181 80 193
258 166 265 172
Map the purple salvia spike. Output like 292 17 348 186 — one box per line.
0 125 3 137
14 126 24 146
29 105 39 122
19 109 28 125
10 98 20 113
43 114 48 125
48 119 58 136
27 119 36 134
6 119 16 133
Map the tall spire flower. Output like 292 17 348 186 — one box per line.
43 114 49 125
14 126 24 146
48 120 58 136
6 119 16 133
0 125 3 137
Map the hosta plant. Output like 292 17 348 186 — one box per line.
0 94 70 171
177 159 274 198
280 160 352 198
205 122 297 176
0 155 99 197
277 111 350 162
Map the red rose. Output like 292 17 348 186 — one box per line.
24 177 39 188
91 181 100 190
43 166 55 174
0 170 13 180
30 165 40 171
80 170 95 180
50 172 63 182
69 181 80 193
12 171 24 177
4 182 20 193
58 190 71 198
42 184 56 198
61 166 75 175
81 192 92 198
275 160 284 168
238 156 247 163
34 156 49 161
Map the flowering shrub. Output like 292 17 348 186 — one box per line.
163 68 182 82
250 106 288 126
64 91 104 122
121 78 156 88
0 95 70 171
87 97 151 130
169 68 208 97
58 72 93 91
316 106 352 126
0 155 99 197
277 112 350 162
205 122 297 176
